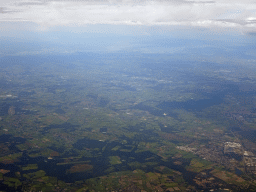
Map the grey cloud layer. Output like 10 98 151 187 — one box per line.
1 0 256 31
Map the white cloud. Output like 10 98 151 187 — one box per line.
1 0 256 32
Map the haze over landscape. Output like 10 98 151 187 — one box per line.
1 0 256 191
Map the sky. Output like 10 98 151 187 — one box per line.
1 0 256 56
1 0 256 30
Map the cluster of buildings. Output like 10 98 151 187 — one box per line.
224 142 243 155
244 151 256 174
224 142 256 174
176 145 197 153
176 141 256 176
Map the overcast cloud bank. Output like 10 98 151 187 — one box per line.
0 0 256 32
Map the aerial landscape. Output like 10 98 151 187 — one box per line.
1 0 256 191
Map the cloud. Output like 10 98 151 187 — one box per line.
0 6 21 14
0 0 256 32
0 7 9 13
